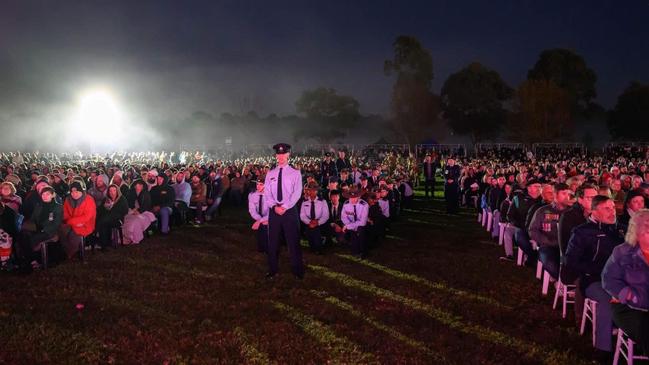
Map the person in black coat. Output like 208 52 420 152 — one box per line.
324 190 345 246
96 184 129 248
565 195 624 353
150 174 175 234
443 158 461 214
421 154 438 199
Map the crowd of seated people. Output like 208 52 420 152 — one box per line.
468 148 649 363
0 148 417 272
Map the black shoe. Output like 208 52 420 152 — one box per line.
294 273 304 280
265 272 276 280
592 349 611 364
499 255 514 262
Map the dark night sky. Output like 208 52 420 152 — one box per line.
1 0 648 123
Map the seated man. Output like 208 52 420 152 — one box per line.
172 172 191 225
565 196 624 356
366 191 386 249
189 175 207 224
529 183 573 279
150 174 175 234
248 178 269 253
299 182 329 254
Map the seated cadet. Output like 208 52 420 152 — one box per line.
340 187 369 259
300 182 329 254
366 192 386 248
378 186 391 220
325 189 345 245
248 178 269 253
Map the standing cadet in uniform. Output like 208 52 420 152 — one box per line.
264 143 304 279
300 182 329 254
248 178 268 253
341 187 369 259
422 154 437 199
444 158 461 214
320 152 338 186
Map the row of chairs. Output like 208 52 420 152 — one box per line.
478 207 647 365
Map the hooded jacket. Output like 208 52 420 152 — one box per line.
150 175 175 208
63 193 97 237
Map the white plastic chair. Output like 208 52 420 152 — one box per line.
552 279 576 318
580 298 598 347
498 222 506 246
613 328 648 365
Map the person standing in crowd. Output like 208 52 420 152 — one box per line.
340 186 369 259
335 150 351 172
264 143 304 279
422 154 437 199
565 196 624 358
248 178 269 253
602 209 649 357
320 152 337 186
299 182 329 255
444 158 461 214
205 170 222 221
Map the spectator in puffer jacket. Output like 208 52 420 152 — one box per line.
60 181 96 259
565 195 624 353
602 209 649 356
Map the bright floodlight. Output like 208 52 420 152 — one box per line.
71 87 125 150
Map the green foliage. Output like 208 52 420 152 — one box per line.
441 62 512 143
608 82 649 140
508 79 572 143
384 35 439 146
294 87 361 143
527 48 598 114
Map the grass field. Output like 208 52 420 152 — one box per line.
0 189 599 364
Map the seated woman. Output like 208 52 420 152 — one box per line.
123 179 155 244
60 181 96 259
96 184 128 249
17 186 63 268
603 209 649 355
618 189 649 234
1 182 22 214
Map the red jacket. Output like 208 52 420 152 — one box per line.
63 194 96 236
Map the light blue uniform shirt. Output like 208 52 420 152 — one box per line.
263 164 303 210
248 191 269 221
341 199 369 231
300 198 330 226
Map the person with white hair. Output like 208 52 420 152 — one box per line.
603 209 649 356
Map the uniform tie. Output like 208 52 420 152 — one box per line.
353 204 357 222
310 200 316 220
277 168 283 202
258 193 263 215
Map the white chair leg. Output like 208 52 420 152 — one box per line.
477 212 482 223
486 212 493 232
536 260 543 280
580 299 588 335
613 330 623 365
542 271 551 296
552 280 562 309
498 223 505 246
481 209 488 227
592 302 597 347
517 248 525 266
562 285 568 318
